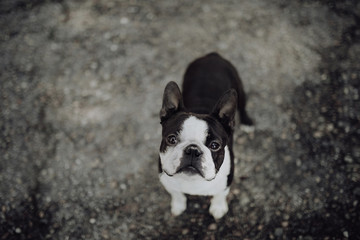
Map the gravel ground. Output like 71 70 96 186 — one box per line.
0 0 359 239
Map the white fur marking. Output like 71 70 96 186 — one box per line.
159 116 217 179
180 116 208 143
160 146 231 196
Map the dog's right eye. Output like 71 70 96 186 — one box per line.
167 134 177 145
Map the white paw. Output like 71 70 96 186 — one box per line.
209 200 228 219
171 197 186 216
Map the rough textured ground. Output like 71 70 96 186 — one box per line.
0 0 359 239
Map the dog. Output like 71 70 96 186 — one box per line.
158 52 253 219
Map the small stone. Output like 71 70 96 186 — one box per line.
104 32 111 39
182 228 189 235
110 44 118 52
274 228 283 236
208 223 217 231
15 228 21 234
120 17 129 24
120 183 127 190
343 231 349 238
281 221 289 228
218 42 228 50
89 218 96 224
240 196 250 205
305 90 312 97
313 131 322 138
344 155 353 163
90 62 98 70
326 123 334 132
296 159 302 167
102 230 110 239
233 188 240 195
127 6 139 13
110 180 118 189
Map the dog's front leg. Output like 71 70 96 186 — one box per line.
209 188 230 219
168 190 187 216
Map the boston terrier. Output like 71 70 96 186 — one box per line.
158 52 253 219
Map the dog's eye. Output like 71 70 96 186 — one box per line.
167 134 177 145
209 141 221 151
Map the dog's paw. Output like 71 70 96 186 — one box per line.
171 195 187 216
209 199 228 219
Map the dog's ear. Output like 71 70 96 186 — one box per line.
212 89 238 130
160 81 183 123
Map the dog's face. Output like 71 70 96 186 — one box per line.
159 81 237 181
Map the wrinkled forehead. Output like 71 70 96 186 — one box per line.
179 116 208 143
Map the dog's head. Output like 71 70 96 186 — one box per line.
159 81 237 181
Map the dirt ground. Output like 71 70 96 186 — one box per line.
0 0 359 239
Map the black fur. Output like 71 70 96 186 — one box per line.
183 52 253 125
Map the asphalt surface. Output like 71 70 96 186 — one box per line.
0 0 359 239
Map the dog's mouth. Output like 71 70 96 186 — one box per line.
176 165 204 177
163 165 215 181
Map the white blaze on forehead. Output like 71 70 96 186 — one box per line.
180 116 208 143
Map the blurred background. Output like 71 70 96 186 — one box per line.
0 0 359 239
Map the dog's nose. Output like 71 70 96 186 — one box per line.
184 145 203 158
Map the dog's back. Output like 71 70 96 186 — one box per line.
182 52 252 125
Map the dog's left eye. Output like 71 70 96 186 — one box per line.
167 134 178 145
209 141 221 151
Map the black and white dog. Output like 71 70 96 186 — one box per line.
158 52 253 219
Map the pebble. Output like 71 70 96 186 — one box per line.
110 44 118 52
313 131 323 138
120 183 127 190
15 228 21 234
274 228 283 237
182 228 189 235
343 231 349 238
281 221 289 228
89 218 96 224
233 188 240 195
296 159 302 167
326 123 334 132
344 155 353 163
120 17 129 25
208 223 217 231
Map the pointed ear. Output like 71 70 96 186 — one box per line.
212 89 238 129
160 81 183 123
